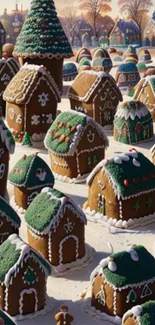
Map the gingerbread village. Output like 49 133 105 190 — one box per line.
0 0 155 324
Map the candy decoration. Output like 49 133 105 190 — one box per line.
108 258 117 272
142 176 147 181
59 134 65 142
70 126 76 133
151 173 155 178
23 154 27 159
114 157 122 164
133 158 141 167
124 180 129 186
132 178 138 184
65 137 70 143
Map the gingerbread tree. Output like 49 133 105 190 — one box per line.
13 0 73 91
22 131 32 147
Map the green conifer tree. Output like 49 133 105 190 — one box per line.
22 131 32 147
13 0 73 59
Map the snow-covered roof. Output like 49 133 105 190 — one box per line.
0 118 15 154
25 187 87 235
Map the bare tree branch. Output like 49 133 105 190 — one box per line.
118 0 153 26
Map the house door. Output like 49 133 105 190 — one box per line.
19 289 38 315
98 194 105 214
59 236 79 264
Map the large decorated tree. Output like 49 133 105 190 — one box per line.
13 0 73 92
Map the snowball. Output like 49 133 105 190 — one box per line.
108 261 117 272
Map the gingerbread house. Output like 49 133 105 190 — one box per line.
44 111 109 183
25 187 87 270
0 234 51 317
0 196 21 244
3 63 61 146
68 71 123 127
0 309 17 325
122 301 155 325
115 62 140 95
0 58 19 115
133 76 155 121
83 150 155 228
0 116 15 198
151 145 155 165
91 245 155 318
8 153 54 213
75 47 92 63
114 100 153 144
13 0 73 92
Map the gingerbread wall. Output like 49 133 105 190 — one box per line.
27 207 85 266
77 124 105 175
0 215 19 244
70 99 93 118
49 152 78 178
25 78 57 138
121 190 155 221
4 256 46 316
6 102 24 133
86 170 119 219
137 85 155 121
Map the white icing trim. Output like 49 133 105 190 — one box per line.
51 243 94 277
83 296 121 325
26 191 86 235
19 288 38 314
12 295 54 320
151 144 155 156
3 64 60 104
59 235 79 264
3 234 51 290
68 70 118 102
115 101 150 120
52 171 90 184
45 114 109 157
10 196 26 216
84 206 155 229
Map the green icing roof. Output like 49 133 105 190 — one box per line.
0 236 51 283
13 0 73 58
104 152 155 198
0 310 16 325
8 154 54 188
0 197 21 226
25 190 62 232
102 246 155 288
44 111 87 154
0 241 21 283
141 301 155 325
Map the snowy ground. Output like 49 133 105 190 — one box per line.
7 53 155 325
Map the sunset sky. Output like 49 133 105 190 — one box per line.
0 0 119 15
0 0 154 16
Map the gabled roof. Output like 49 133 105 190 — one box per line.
87 150 155 199
0 310 16 325
115 100 151 120
44 110 109 156
8 153 54 189
0 117 15 154
0 234 51 285
111 19 141 36
133 76 155 100
68 70 122 102
3 63 61 105
0 58 19 77
144 18 155 34
0 196 21 228
91 245 155 289
122 301 155 325
25 187 87 235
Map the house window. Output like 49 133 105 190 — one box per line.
23 267 38 285
98 194 105 214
